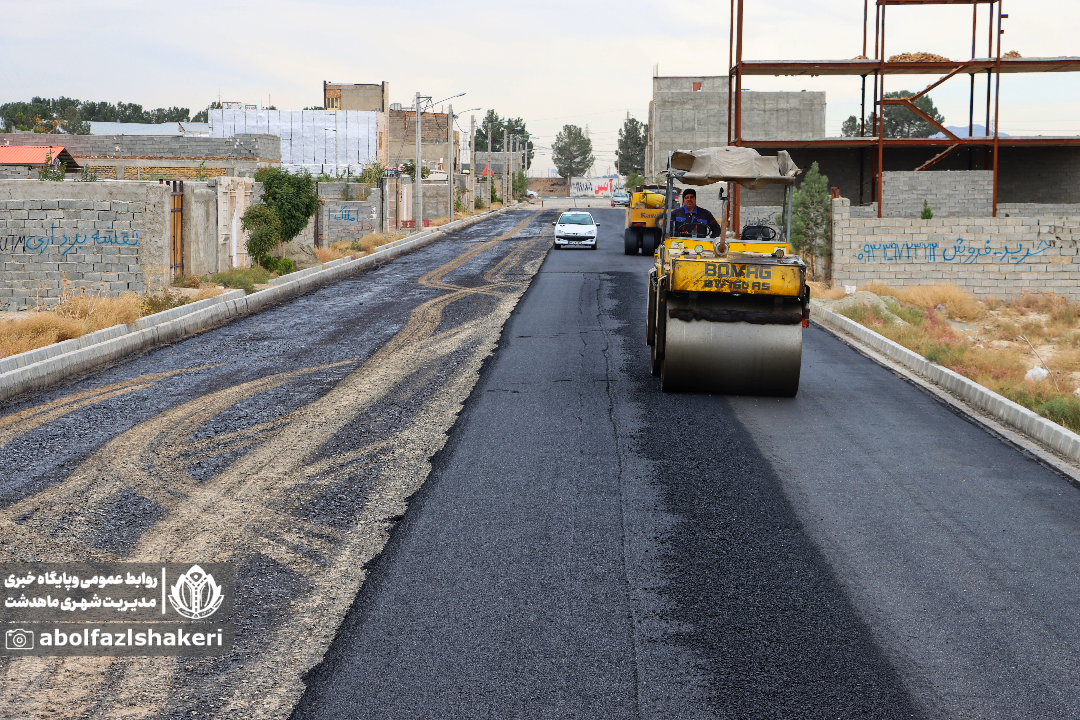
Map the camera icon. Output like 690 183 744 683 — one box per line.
5 628 34 650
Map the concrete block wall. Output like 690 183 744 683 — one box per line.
0 133 280 180
421 183 450 221
182 181 226 277
0 180 171 309
830 197 1080 300
999 203 1080 217
297 183 382 247
882 171 993 218
646 76 826 176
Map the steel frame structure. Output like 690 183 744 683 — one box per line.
726 0 1080 226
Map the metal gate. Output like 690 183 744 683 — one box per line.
169 180 184 277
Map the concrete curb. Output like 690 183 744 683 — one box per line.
0 204 527 403
810 301 1080 464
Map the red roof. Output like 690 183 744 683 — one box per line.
480 162 492 176
0 145 79 167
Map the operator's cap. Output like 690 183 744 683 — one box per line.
681 188 696 198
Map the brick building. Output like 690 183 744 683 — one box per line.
323 81 390 112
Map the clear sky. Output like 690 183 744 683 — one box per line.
2 1 1077 177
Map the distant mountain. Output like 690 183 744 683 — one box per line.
930 124 1010 138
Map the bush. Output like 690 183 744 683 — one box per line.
921 199 934 220
172 274 202 289
241 203 282 261
206 267 271 294
258 255 294 275
475 196 485 210
141 291 190 315
253 167 319 242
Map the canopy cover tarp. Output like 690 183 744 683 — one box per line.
668 147 799 189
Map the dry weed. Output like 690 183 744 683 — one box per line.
0 314 86 358
190 287 224 301
314 246 351 263
839 281 1080 433
55 282 142 328
807 281 845 300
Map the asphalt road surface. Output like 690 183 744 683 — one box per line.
3 206 1080 719
293 208 1080 720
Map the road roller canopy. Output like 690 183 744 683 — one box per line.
667 147 800 190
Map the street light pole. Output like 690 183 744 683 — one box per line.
447 103 454 221
414 91 422 229
469 115 476 213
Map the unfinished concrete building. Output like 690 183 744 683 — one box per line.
386 110 458 172
646 75 826 176
323 81 390 113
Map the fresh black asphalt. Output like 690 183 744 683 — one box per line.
6 206 1080 718
295 207 1080 719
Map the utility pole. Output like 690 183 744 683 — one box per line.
469 115 476 213
487 120 495 209
414 92 422 229
503 127 509 203
447 104 454 221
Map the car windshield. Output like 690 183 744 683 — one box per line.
559 214 593 225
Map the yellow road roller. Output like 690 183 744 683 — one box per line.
646 147 810 396
623 185 668 255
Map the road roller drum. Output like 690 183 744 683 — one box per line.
660 294 803 396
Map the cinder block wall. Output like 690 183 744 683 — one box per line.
0 180 171 309
0 133 280 160
830 197 1080 300
296 183 382 246
882 171 993 218
528 177 568 197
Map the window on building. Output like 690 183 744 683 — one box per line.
326 97 339 109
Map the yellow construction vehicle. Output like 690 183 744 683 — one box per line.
646 147 809 396
623 185 668 255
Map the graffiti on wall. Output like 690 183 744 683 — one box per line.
1 226 139 258
857 237 1052 264
328 204 378 236
570 178 621 198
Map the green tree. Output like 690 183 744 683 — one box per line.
253 167 320 243
473 110 534 168
401 160 430 179
624 172 645 191
779 162 831 279
841 91 946 138
192 102 222 123
512 169 528 199
616 117 648 175
240 203 282 263
1 97 191 134
551 125 594 179
39 154 67 181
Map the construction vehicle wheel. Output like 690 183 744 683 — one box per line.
623 228 637 255
646 279 656 346
642 229 657 256
651 295 666 376
659 295 801 396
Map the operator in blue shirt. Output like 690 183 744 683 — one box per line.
670 188 725 251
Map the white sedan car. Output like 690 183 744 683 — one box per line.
552 211 599 250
